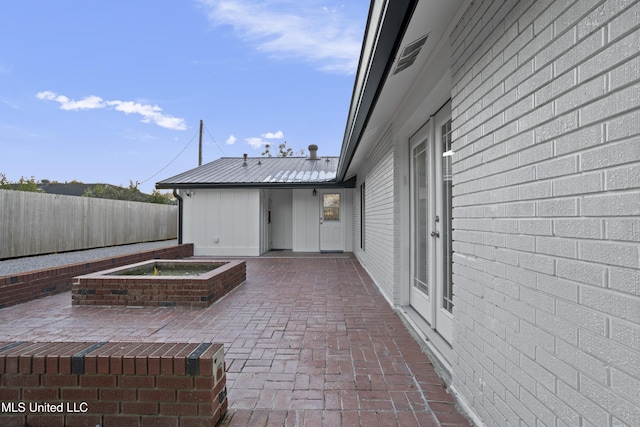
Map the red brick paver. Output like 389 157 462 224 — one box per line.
0 255 472 426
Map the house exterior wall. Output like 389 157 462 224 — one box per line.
343 189 354 253
181 188 261 256
292 189 320 251
292 188 353 253
270 189 293 249
449 0 640 426
260 189 270 255
180 187 351 255
353 128 397 303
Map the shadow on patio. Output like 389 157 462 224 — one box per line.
0 254 472 426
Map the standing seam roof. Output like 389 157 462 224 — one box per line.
156 156 339 187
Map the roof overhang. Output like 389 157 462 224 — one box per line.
337 0 419 181
156 175 357 190
337 0 468 182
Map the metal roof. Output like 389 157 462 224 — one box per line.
156 156 346 189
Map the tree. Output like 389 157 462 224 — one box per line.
148 190 174 204
83 180 171 204
0 173 10 190
0 173 40 192
17 176 39 192
83 184 121 200
261 143 274 157
83 180 144 202
261 141 299 157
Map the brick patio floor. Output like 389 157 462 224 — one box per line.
0 255 472 426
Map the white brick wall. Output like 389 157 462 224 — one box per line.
352 128 396 302
450 0 640 425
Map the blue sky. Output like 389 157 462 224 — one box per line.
0 1 368 193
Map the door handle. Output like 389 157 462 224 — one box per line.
430 231 440 238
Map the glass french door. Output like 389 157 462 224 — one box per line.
410 136 432 320
410 102 453 343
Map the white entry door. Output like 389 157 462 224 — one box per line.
319 190 344 252
409 102 453 344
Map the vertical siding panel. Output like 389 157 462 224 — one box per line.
186 188 261 256
292 189 320 252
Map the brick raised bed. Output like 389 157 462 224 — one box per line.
0 244 194 310
0 341 227 427
72 259 246 308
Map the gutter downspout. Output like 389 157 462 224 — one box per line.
173 189 183 244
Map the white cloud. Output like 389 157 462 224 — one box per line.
36 91 105 110
261 130 284 139
245 129 285 150
226 134 237 145
198 0 363 74
36 91 186 130
106 100 187 130
246 137 267 149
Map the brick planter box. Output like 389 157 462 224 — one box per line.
72 259 246 308
0 341 227 427
0 244 194 310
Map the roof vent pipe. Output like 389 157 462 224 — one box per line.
308 144 318 160
242 153 248 166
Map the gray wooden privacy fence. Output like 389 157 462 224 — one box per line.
0 189 178 259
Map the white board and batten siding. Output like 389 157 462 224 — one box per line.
270 189 293 250
181 187 352 256
293 188 353 253
181 188 261 256
292 189 320 252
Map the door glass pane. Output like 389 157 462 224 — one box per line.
413 143 428 295
323 193 340 221
441 120 453 313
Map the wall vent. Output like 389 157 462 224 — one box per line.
393 34 429 75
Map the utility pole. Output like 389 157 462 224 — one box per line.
198 119 203 166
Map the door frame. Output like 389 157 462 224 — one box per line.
408 101 453 344
319 189 345 252
433 105 453 343
409 121 434 322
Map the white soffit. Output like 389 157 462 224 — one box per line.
345 0 465 179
